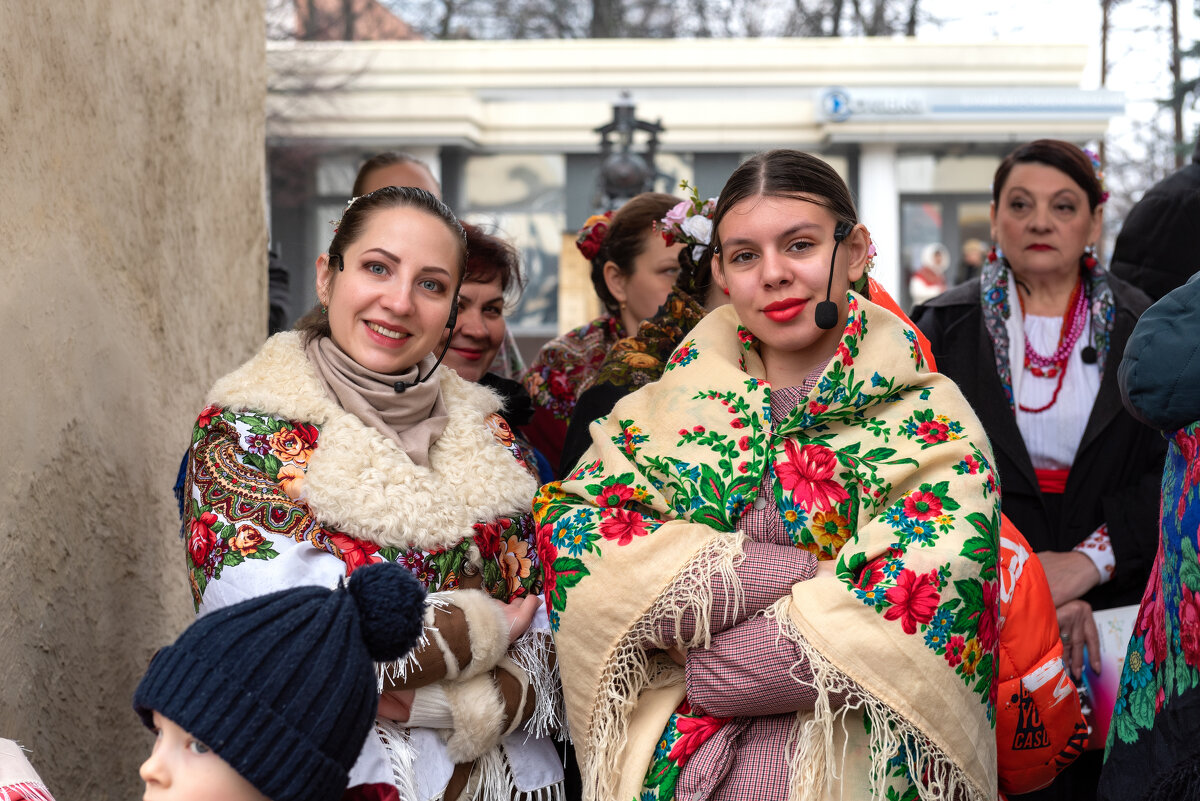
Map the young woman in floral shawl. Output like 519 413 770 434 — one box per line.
180 187 563 801
534 151 1001 801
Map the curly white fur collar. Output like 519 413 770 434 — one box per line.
206 332 537 551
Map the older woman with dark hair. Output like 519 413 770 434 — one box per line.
912 139 1165 801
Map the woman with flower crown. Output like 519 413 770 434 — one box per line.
179 186 563 801
535 150 1002 801
521 193 683 474
912 140 1164 801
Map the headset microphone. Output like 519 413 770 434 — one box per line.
394 291 462 393
814 222 854 331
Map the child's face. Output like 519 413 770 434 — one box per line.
140 711 270 801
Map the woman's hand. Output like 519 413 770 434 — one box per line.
496 595 542 645
1056 599 1101 681
1037 550 1101 607
378 689 415 722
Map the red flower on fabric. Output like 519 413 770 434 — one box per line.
187 511 219 565
594 483 634 509
329 533 383 575
902 490 943 521
292 422 319 449
548 370 574 401
473 518 510 559
835 341 854 367
977 579 999 652
666 713 730 766
945 635 966 667
854 558 885 591
1180 588 1200 668
1137 556 1167 665
738 436 751 452
196 405 221 429
883 569 941 634
808 400 828 415
730 419 745 429
915 419 950 444
774 440 849 512
536 525 558 597
1176 428 1200 518
599 508 652 546
1156 686 1166 714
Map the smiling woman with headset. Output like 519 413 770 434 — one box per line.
176 186 564 801
535 151 1000 801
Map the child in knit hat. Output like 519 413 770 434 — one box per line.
133 562 426 801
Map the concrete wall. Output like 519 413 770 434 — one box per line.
0 2 265 798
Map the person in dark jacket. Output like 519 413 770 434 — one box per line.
1098 271 1200 801
912 140 1165 801
1109 132 1200 301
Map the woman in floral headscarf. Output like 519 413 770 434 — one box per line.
521 193 683 474
536 150 1001 801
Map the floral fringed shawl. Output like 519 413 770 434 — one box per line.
534 296 1000 801
1100 421 1200 798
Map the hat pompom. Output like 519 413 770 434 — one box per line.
348 562 427 662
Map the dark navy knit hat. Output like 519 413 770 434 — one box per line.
133 563 426 801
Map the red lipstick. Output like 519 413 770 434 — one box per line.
763 298 807 323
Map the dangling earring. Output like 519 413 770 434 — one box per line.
1081 245 1099 271
321 304 327 315
987 245 999 264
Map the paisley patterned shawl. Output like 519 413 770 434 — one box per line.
1101 421 1200 797
534 295 1000 801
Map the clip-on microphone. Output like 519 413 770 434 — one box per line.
814 222 854 331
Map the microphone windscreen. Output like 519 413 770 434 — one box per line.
814 300 839 330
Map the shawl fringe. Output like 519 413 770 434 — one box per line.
766 599 990 801
0 784 55 801
583 532 747 801
509 629 566 741
373 721 564 801
374 720 422 801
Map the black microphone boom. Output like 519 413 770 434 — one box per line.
815 222 854 331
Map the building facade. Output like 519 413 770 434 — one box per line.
266 37 1121 354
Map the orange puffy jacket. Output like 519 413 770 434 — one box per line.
869 279 1086 795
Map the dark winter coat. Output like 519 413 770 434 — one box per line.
911 276 1165 611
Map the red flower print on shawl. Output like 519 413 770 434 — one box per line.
187 511 219 565
537 525 558 597
196 405 221 429
1136 553 1167 665
884 568 941 634
1180 588 1200 668
978 577 999 652
329 533 384 575
473 518 511 560
599 508 652 546
775 440 849 512
1176 428 1200 518
667 711 731 766
903 490 943 521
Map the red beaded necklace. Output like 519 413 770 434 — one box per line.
1017 280 1087 414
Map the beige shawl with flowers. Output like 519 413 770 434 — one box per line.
534 297 1000 801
